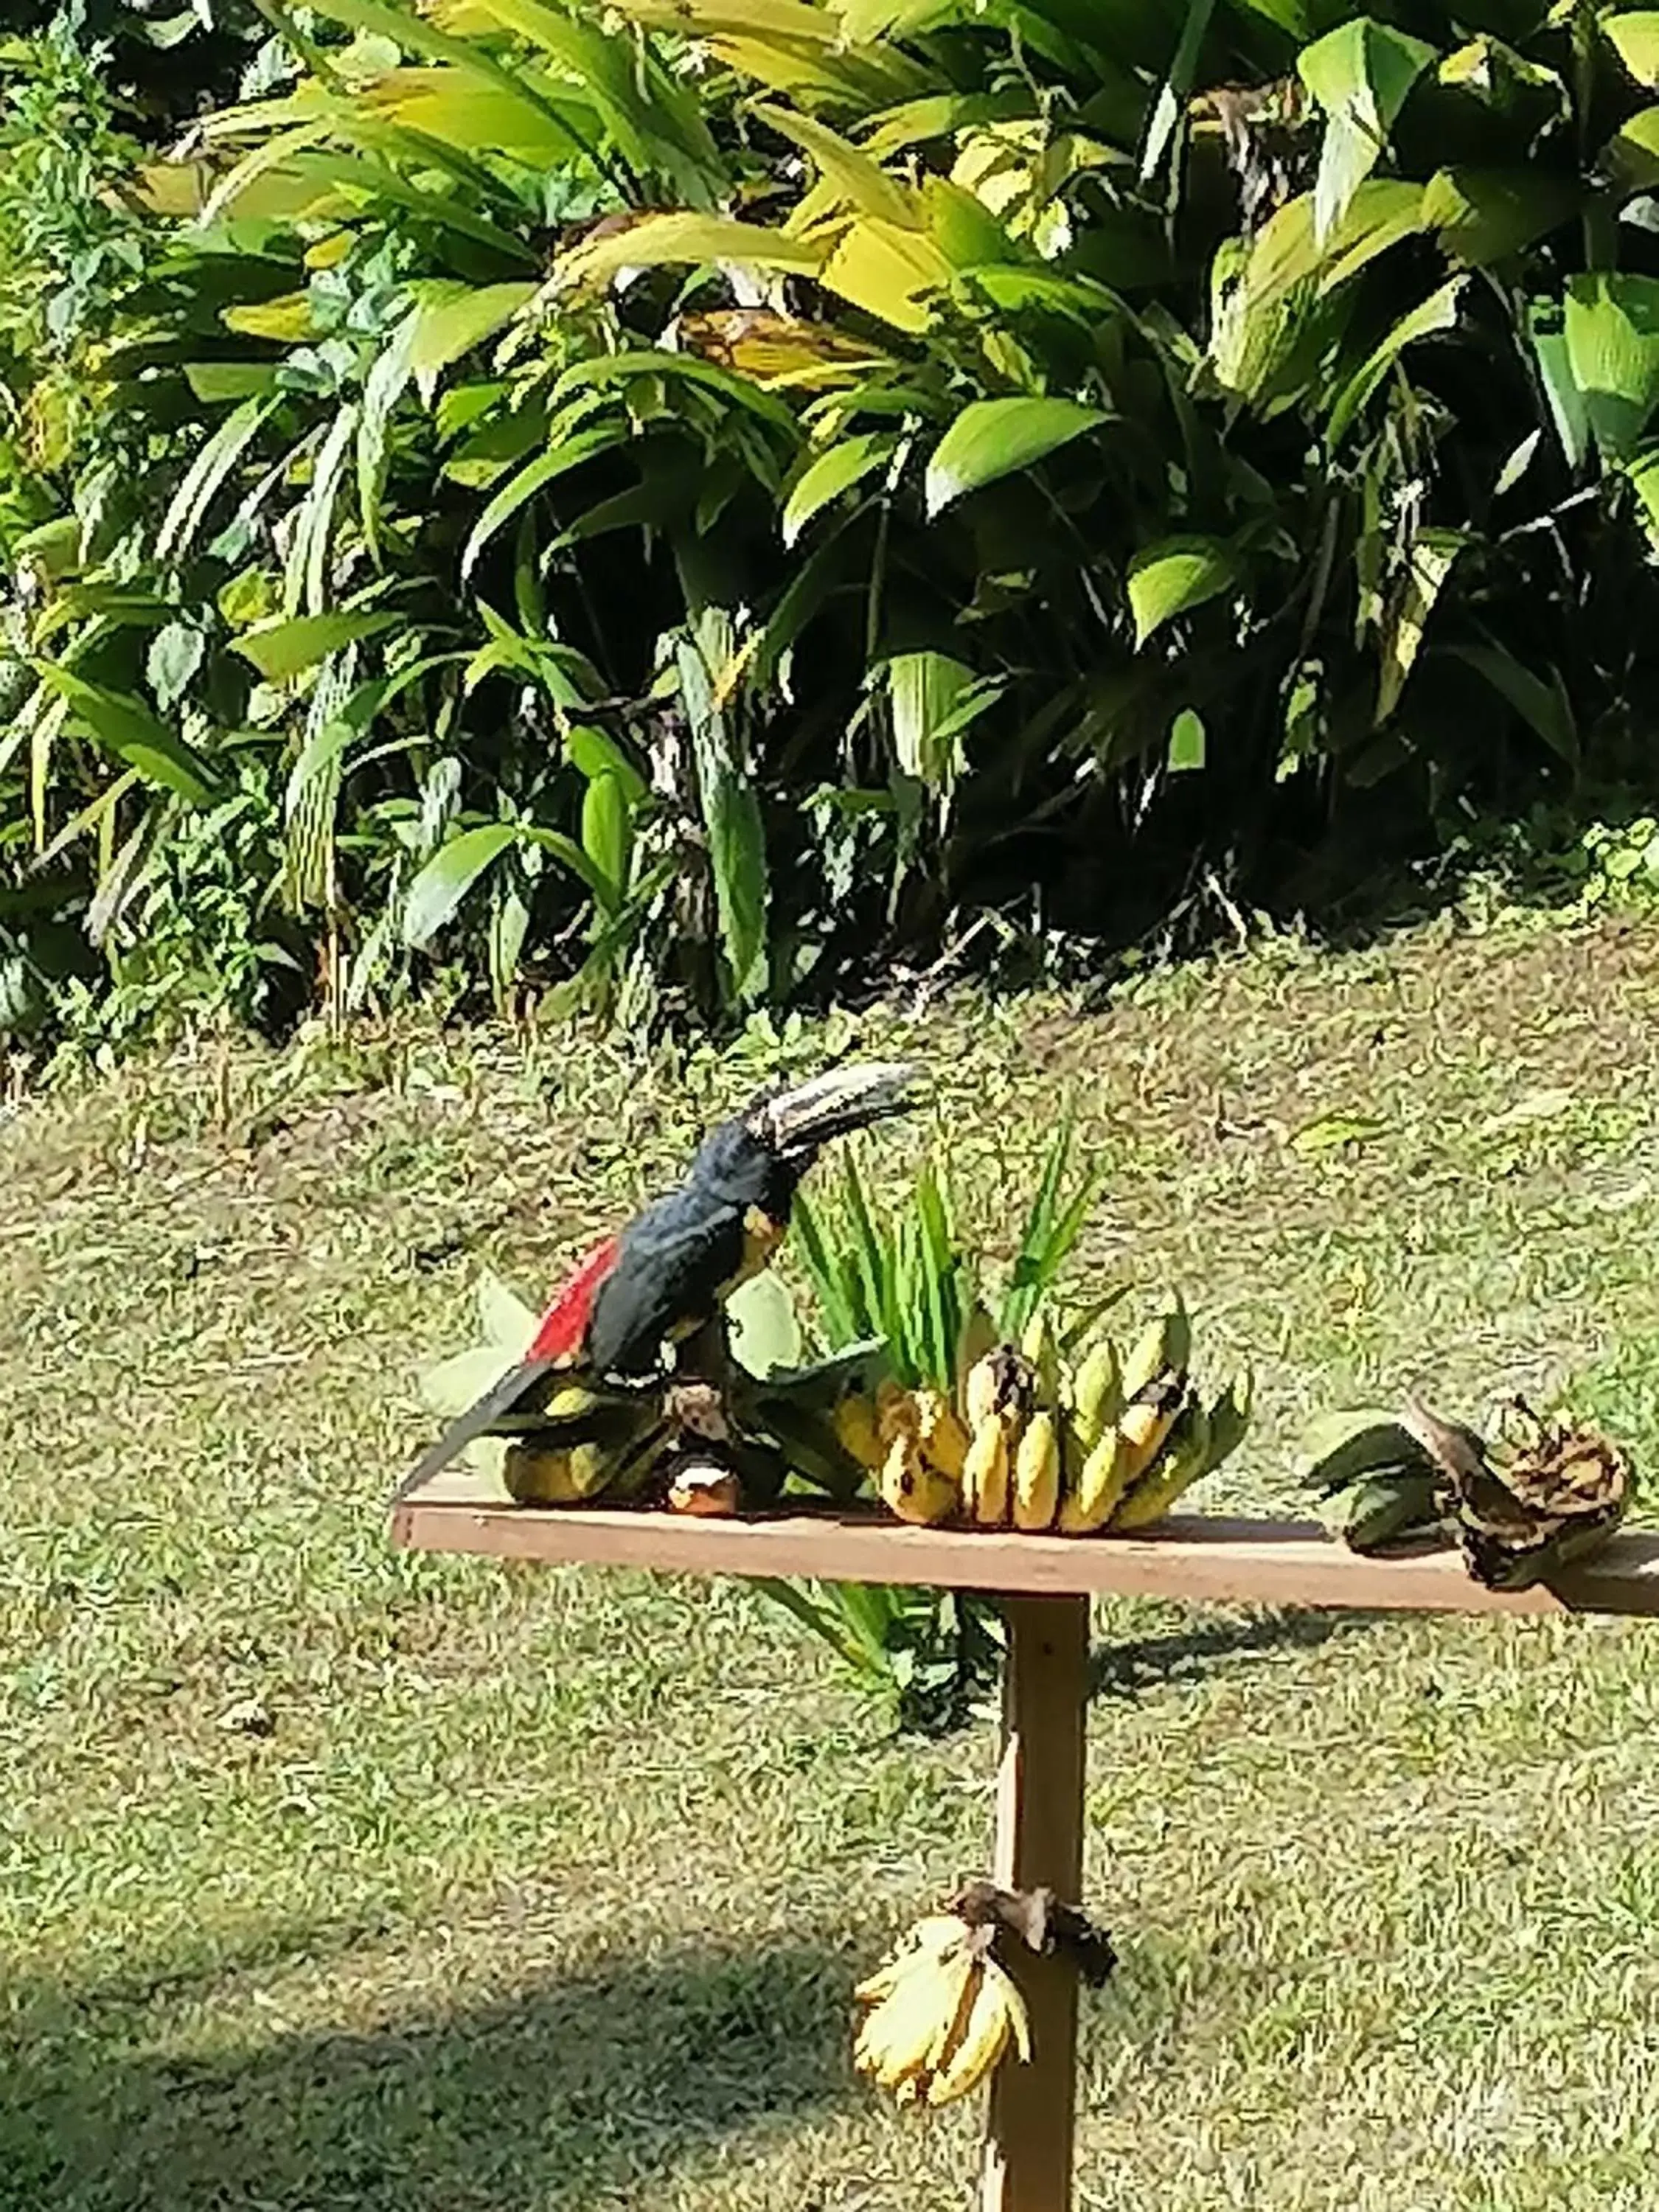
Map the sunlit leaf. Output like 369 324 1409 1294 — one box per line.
924 397 1107 515
403 822 517 946
1326 276 1465 445
408 280 537 405
1298 17 1436 243
1127 536 1238 646
1606 11 1659 88
232 612 402 682
782 433 896 545
34 667 219 804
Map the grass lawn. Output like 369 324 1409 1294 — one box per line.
7 909 1659 2211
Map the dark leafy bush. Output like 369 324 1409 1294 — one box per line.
10 0 1659 1050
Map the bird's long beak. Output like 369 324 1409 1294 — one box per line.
746 1061 922 1158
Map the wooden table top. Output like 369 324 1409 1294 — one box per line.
391 1469 1659 1617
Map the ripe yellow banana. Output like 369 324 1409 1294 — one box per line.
963 1413 1012 1526
914 1386 971 1481
1020 1309 1062 1406
964 1350 1003 1431
1116 1371 1187 1488
853 1917 976 2096
855 1955 956 2091
1111 1399 1213 1530
1057 1430 1132 1533
502 1441 586 1504
954 1299 997 1406
833 1391 886 1472
876 1379 920 1446
1013 1409 1062 1531
879 1434 959 1526
1070 1337 1124 1452
1120 1292 1191 1402
925 1954 1032 2106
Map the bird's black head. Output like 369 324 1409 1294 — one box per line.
690 1062 921 1219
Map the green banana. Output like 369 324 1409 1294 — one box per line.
1328 1469 1443 1553
1111 1398 1212 1531
1201 1369 1253 1475
1070 1338 1124 1453
1297 1408 1436 1497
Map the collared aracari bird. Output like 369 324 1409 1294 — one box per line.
403 1061 919 1491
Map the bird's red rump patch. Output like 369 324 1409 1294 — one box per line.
527 1234 620 1362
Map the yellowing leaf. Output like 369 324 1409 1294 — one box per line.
819 218 950 333
1377 529 1462 724
222 293 320 344
552 212 824 293
754 102 917 226
360 65 584 157
1606 11 1659 88
408 281 536 403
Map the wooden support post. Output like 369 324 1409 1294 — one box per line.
981 1593 1090 2212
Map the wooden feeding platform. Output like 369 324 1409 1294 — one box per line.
391 1469 1659 2210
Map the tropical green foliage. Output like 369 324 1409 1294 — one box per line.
10 0 1659 1046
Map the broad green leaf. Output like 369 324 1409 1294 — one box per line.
1127 536 1237 646
1563 271 1659 462
1528 299 1591 470
924 397 1107 516
146 622 204 714
1422 170 1574 265
707 770 769 1005
566 723 648 804
1298 18 1436 243
460 424 627 580
408 280 536 405
232 611 402 682
1168 706 1206 772
183 363 281 403
1326 276 1464 445
155 396 276 564
581 771 633 908
1452 643 1578 765
1603 104 1659 192
782 434 895 546
1377 529 1462 724
886 652 975 790
727 1271 804 1378
403 822 517 946
1606 11 1659 88
35 667 219 804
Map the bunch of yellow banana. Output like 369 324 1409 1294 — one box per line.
860 1292 1252 1535
852 1912 1032 2107
961 1295 1251 1535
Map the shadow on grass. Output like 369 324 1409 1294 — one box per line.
1 1931 854 2212
1088 1606 1383 1702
